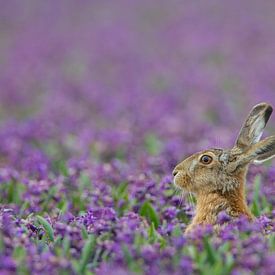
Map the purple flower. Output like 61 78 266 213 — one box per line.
179 256 193 274
141 244 160 262
162 206 178 220
217 211 232 225
0 256 16 272
77 207 117 234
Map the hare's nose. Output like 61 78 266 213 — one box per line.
172 170 179 177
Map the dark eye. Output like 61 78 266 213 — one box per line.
200 155 213 164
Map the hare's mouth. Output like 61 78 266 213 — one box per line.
174 173 192 189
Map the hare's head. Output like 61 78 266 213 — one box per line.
173 103 275 195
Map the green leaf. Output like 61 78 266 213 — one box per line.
122 244 133 265
117 181 128 197
53 160 69 177
134 233 145 250
37 215 55 242
4 181 26 204
148 222 158 243
13 246 29 275
202 236 217 265
62 237 71 257
140 201 160 228
186 245 197 259
251 175 261 216
80 172 92 189
112 182 130 216
13 245 26 261
176 209 190 224
144 134 162 155
144 223 167 247
112 182 128 201
163 188 175 197
224 252 234 274
57 199 68 214
78 235 96 274
267 234 275 250
82 226 89 240
172 224 183 237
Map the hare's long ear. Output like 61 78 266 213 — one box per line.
230 136 275 171
235 103 273 150
253 136 275 164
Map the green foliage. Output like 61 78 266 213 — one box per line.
144 134 162 155
13 246 29 275
0 181 26 204
148 223 167 247
202 236 217 265
184 237 234 275
122 244 143 274
140 201 160 228
60 171 93 214
176 209 190 224
267 234 275 251
78 235 96 274
250 175 272 216
112 182 132 216
36 215 55 242
251 175 261 216
55 160 69 177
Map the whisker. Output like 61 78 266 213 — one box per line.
187 192 191 207
173 185 181 196
171 185 183 208
187 192 191 209
188 192 195 210
188 192 193 208
174 187 180 195
172 185 188 209
179 191 185 208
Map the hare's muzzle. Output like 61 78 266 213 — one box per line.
173 170 192 190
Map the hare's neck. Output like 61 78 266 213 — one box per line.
191 186 253 227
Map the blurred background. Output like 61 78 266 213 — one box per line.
0 0 275 174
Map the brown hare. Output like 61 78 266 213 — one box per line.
172 103 275 234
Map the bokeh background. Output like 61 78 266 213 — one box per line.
1 0 275 163
0 1 274 274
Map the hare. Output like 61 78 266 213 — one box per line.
172 103 275 234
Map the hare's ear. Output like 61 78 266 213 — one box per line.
235 103 273 150
252 136 275 164
230 136 275 171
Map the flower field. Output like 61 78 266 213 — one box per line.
0 1 274 274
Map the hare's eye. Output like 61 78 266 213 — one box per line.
200 155 213 164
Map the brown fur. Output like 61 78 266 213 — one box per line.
173 103 274 234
